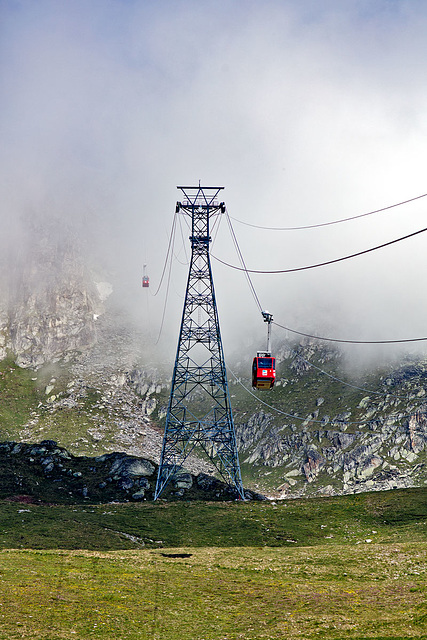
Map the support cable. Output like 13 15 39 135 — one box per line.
225 215 427 345
229 368 423 427
210 210 223 248
273 320 427 345
219 216 427 344
154 215 177 345
151 213 178 297
212 224 427 274
229 192 427 230
176 210 190 266
225 208 263 312
281 346 410 400
224 215 418 400
229 367 315 419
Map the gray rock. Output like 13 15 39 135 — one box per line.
407 412 427 453
197 473 216 490
303 449 326 482
317 485 335 496
110 456 155 478
118 478 134 491
356 455 382 480
330 432 357 449
173 473 193 489
28 446 47 456
11 443 23 455
132 489 146 500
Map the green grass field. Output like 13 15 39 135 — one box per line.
0 543 425 639
0 488 426 639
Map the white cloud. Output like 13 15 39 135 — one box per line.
2 0 427 364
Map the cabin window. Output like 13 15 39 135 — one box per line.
257 358 274 368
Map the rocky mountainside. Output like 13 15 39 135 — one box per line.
232 340 427 498
1 225 426 500
1 219 99 368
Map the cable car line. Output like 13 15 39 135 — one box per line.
172 251 189 266
172 221 188 265
225 212 276 390
228 368 421 426
175 214 190 265
151 213 178 297
225 210 263 312
273 320 427 345
155 209 223 344
224 215 424 400
224 215 427 345
155 216 177 345
229 367 315 420
210 210 224 250
177 210 189 265
212 223 427 274
173 209 189 266
229 191 427 231
285 345 410 400
151 204 417 411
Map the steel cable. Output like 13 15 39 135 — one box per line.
229 191 427 230
212 224 427 274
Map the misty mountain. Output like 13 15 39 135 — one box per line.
1 226 426 500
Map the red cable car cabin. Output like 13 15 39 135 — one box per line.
142 275 149 288
252 353 276 389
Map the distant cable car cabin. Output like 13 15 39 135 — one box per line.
142 264 149 288
252 310 275 389
252 352 276 389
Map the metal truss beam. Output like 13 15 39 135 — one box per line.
154 185 244 500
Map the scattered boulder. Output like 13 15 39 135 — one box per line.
407 412 427 454
303 449 326 483
173 472 193 490
98 452 155 478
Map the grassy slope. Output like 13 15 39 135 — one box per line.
0 488 426 639
0 347 393 456
0 358 136 456
0 359 40 439
0 487 426 550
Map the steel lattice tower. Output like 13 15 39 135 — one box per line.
154 185 244 500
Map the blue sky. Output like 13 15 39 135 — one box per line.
2 0 427 362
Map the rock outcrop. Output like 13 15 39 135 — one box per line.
4 219 101 368
0 440 264 503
